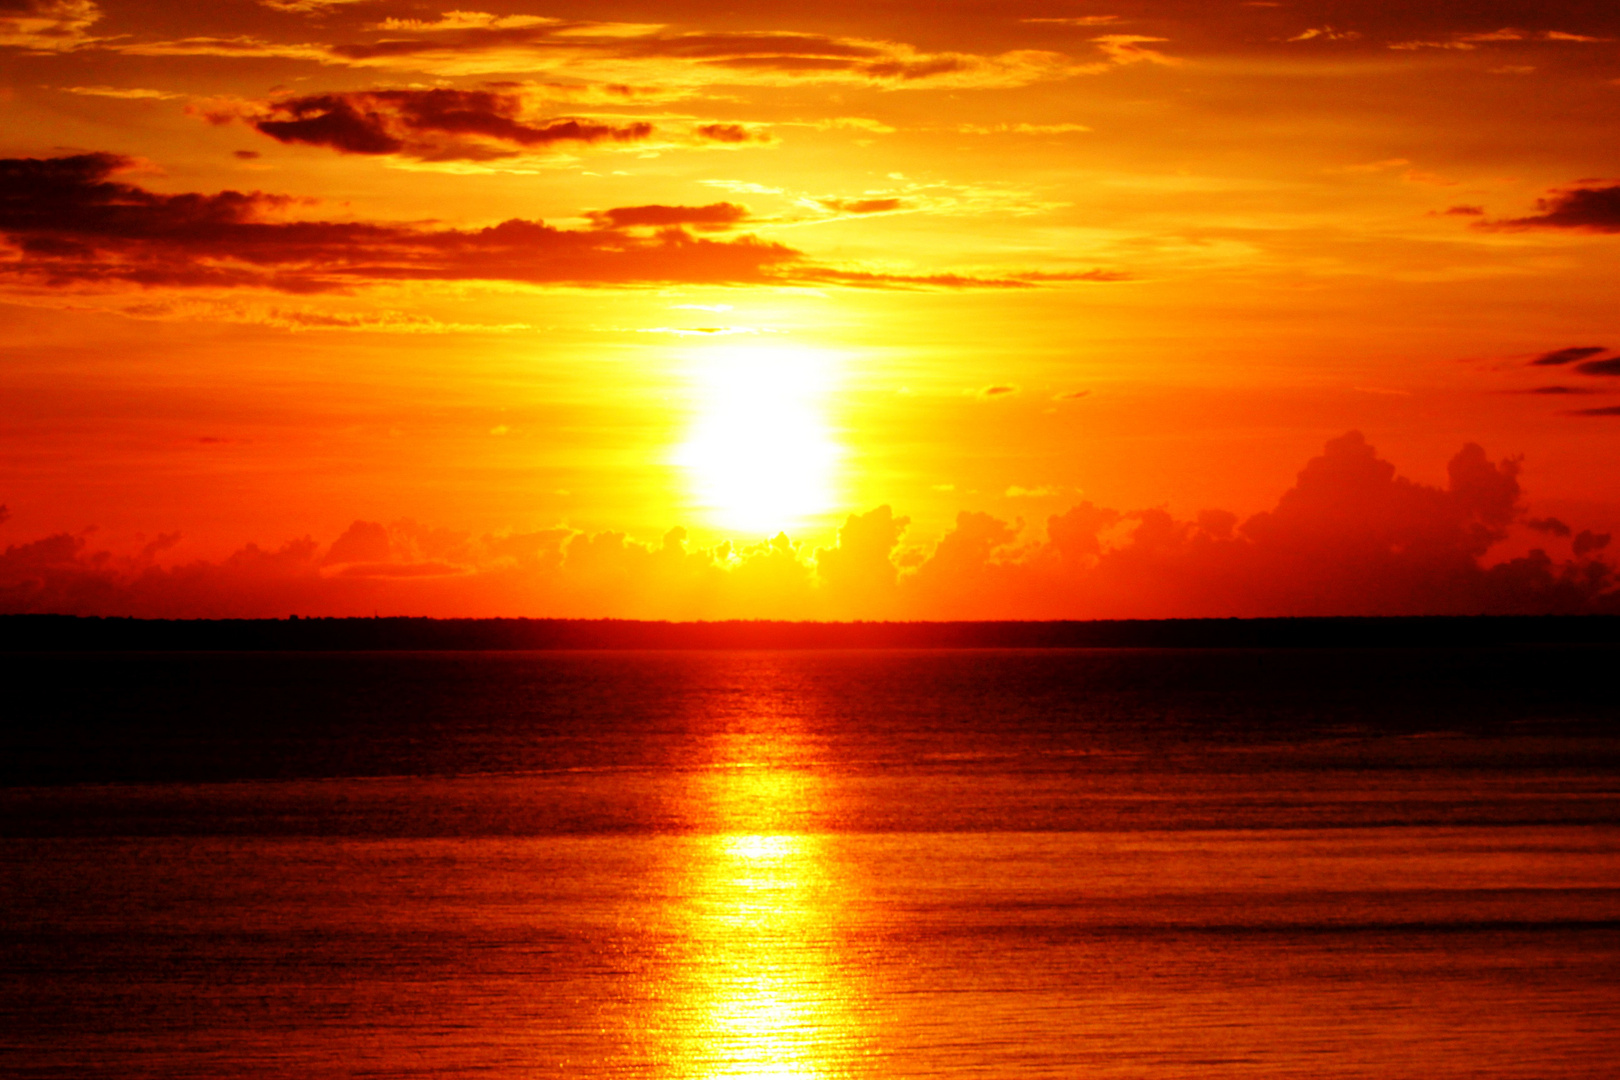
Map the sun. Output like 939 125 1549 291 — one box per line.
674 343 842 537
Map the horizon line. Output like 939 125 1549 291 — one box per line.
4 613 1618 651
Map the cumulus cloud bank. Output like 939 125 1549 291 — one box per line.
2 433 1614 620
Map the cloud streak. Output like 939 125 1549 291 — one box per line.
0 152 797 291
121 18 1105 90
0 153 1124 295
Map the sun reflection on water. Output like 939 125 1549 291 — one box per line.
666 767 863 1079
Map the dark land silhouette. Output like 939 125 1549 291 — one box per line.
3 613 1619 651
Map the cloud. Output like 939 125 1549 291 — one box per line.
127 20 1100 90
0 153 798 292
1575 530 1611 557
213 89 657 162
370 12 565 32
1391 27 1609 51
1531 345 1606 366
791 268 1060 289
2 433 1616 619
979 384 1018 397
957 122 1091 135
1574 357 1620 376
0 154 1113 296
97 297 531 333
1023 17 1122 28
322 519 393 565
585 202 751 230
1089 35 1181 65
259 0 373 13
814 505 909 611
0 0 100 52
1521 385 1599 395
815 197 907 215
692 122 772 144
61 85 185 100
1568 405 1620 417
1483 183 1620 232
1287 27 1362 42
803 116 896 133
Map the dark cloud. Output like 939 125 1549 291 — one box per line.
244 89 655 161
1527 516 1572 537
1520 386 1597 394
1484 184 1620 232
980 385 1017 396
1568 405 1620 417
233 150 261 160
1439 205 1484 216
1531 345 1606 366
0 153 797 291
1575 530 1611 557
1574 357 1620 376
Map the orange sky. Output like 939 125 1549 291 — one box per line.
3 0 1619 618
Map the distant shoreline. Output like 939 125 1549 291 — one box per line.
2 614 1619 651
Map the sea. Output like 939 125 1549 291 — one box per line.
2 647 1617 1078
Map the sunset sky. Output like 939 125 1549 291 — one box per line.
3 0 1620 618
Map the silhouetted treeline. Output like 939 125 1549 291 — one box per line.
3 614 1619 651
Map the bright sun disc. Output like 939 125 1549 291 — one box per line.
675 344 841 535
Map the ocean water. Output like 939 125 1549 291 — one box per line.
2 647 1618 1078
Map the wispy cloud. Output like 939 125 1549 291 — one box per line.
122 20 1105 90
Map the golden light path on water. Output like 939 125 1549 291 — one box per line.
677 834 840 1079
662 703 868 1079
674 344 843 537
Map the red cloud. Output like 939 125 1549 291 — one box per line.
246 89 656 161
3 434 1615 620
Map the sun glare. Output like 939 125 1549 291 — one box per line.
675 344 842 536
